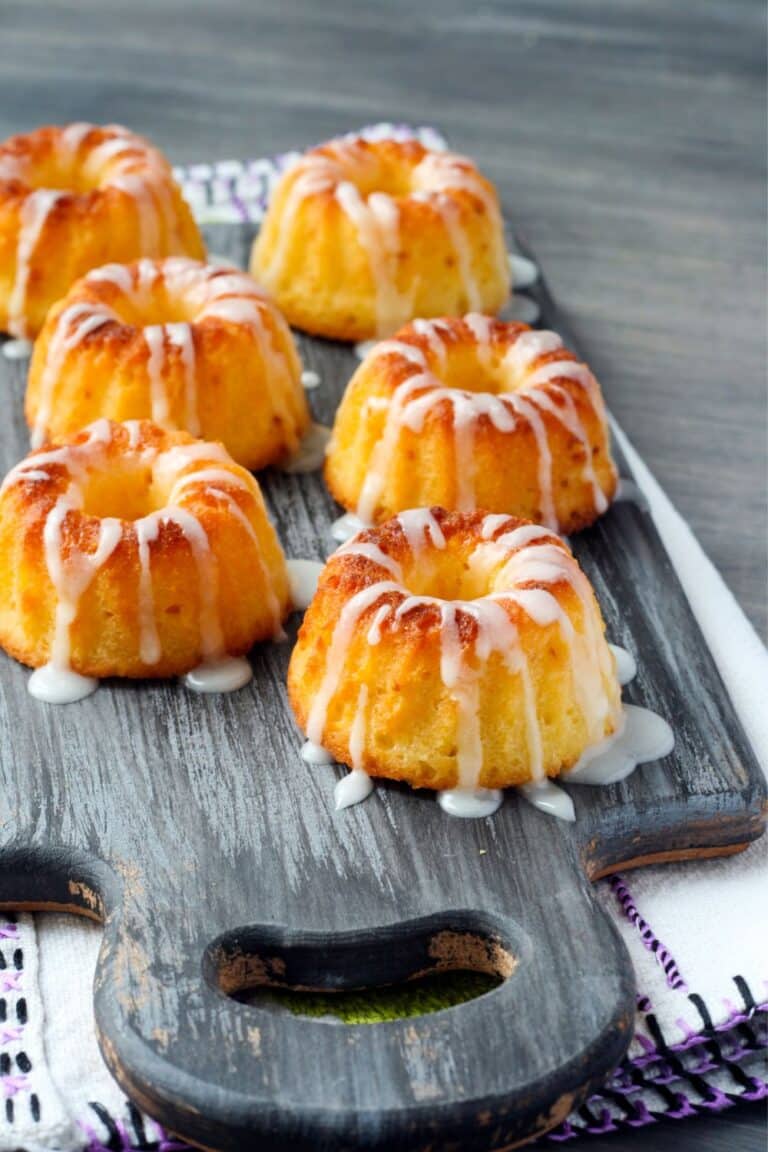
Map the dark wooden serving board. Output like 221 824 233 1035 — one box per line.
0 224 764 1152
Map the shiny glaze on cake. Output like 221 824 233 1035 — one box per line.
251 136 510 341
26 257 309 468
326 316 618 534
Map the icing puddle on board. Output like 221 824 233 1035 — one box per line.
280 422 331 474
184 656 253 694
287 559 324 611
301 369 321 390
2 338 33 360
508 253 539 289
309 642 675 821
330 512 370 543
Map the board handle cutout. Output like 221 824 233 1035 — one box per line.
94 846 636 1152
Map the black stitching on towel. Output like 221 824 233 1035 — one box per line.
128 1100 150 1147
16 1049 31 1073
16 997 26 1024
12 947 22 970
733 975 757 1014
688 993 714 1033
89 1101 123 1149
30 1092 41 1122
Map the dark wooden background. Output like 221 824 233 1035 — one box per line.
0 2 765 1150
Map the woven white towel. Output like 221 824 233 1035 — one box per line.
0 128 765 1150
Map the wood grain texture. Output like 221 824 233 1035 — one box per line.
0 0 764 635
0 220 763 1151
0 4 764 1149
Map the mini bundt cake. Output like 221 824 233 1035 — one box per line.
26 258 309 466
0 419 290 700
0 123 205 339
325 316 618 534
251 135 510 341
288 508 622 794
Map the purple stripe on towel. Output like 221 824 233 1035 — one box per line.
609 875 688 990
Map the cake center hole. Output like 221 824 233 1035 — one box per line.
402 546 490 601
80 461 159 521
436 345 524 397
109 285 196 328
341 154 418 199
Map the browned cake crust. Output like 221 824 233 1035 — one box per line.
288 507 621 791
0 123 205 338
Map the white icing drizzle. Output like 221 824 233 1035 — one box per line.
48 125 179 265
30 493 123 703
19 422 281 700
412 151 509 288
86 263 135 293
353 323 609 529
334 770 375 810
201 481 284 641
518 641 675 820
508 253 539 289
2 338 33 360
330 512 370 543
286 558 324 610
337 539 403 580
567 704 674 785
165 322 199 435
519 779 576 822
335 183 408 337
32 303 116 448
334 683 375 810
354 339 379 361
463 311 494 363
301 369 321 390
55 260 296 446
301 740 335 766
135 515 161 664
59 121 95 158
609 644 637 686
144 325 171 424
505 295 541 325
412 318 451 363
7 189 65 338
432 192 482 310
438 788 503 818
307 515 671 822
395 507 446 562
280 422 331 474
184 656 253 693
303 523 618 805
261 139 507 340
27 662 98 705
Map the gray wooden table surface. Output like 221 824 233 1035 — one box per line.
0 1 765 1150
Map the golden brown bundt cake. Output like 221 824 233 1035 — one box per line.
0 420 290 701
288 508 621 794
26 258 309 467
0 123 204 338
251 135 510 341
325 315 618 534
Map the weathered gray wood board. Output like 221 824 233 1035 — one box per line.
0 223 763 1151
1 0 764 636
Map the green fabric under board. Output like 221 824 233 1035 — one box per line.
243 970 501 1024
